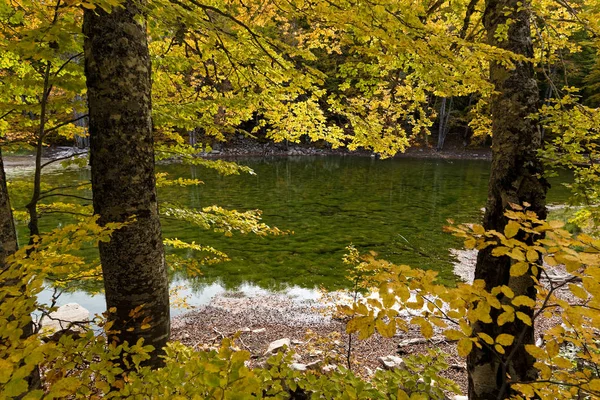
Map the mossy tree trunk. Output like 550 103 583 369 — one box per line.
467 0 548 398
84 1 170 367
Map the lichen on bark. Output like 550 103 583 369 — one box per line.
84 0 170 367
468 0 548 398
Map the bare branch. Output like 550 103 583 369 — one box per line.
40 152 87 169
44 114 88 135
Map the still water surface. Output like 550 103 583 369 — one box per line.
7 156 570 316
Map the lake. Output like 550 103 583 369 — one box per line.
6 155 571 316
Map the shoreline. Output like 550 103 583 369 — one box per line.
2 143 491 172
170 249 573 397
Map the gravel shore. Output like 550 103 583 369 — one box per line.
171 289 469 394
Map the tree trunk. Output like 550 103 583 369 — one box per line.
467 0 548 398
83 1 170 367
0 150 18 269
0 149 41 392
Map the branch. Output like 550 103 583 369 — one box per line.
169 0 285 68
449 0 480 51
38 193 93 201
38 210 92 217
40 152 87 169
44 114 88 135
53 52 84 77
0 109 14 121
40 182 91 195
426 0 446 17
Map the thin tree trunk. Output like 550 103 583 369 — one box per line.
0 149 18 271
0 149 41 392
437 97 447 151
463 95 473 147
84 0 170 368
437 97 453 151
467 0 548 398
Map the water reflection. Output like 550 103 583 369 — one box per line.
6 155 572 313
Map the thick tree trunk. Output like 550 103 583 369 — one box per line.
84 1 170 367
467 0 548 398
0 149 41 392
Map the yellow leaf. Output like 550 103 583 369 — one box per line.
568 283 588 300
492 246 510 257
497 311 514 326
516 312 532 326
0 359 13 384
465 237 476 249
478 332 494 345
472 224 485 235
457 338 473 357
494 344 505 354
509 203 523 210
512 295 536 308
495 334 514 346
500 286 515 299
510 248 525 261
510 262 529 277
525 344 546 359
526 249 538 262
420 321 433 339
140 324 151 330
375 319 396 338
444 329 465 341
546 339 559 358
505 221 520 238
588 379 600 392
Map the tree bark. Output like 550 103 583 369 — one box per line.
467 0 548 398
0 150 18 268
84 1 170 367
0 149 41 392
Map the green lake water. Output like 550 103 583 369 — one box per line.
6 156 571 316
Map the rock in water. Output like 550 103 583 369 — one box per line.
290 363 307 371
42 303 90 332
378 355 406 370
265 338 291 355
